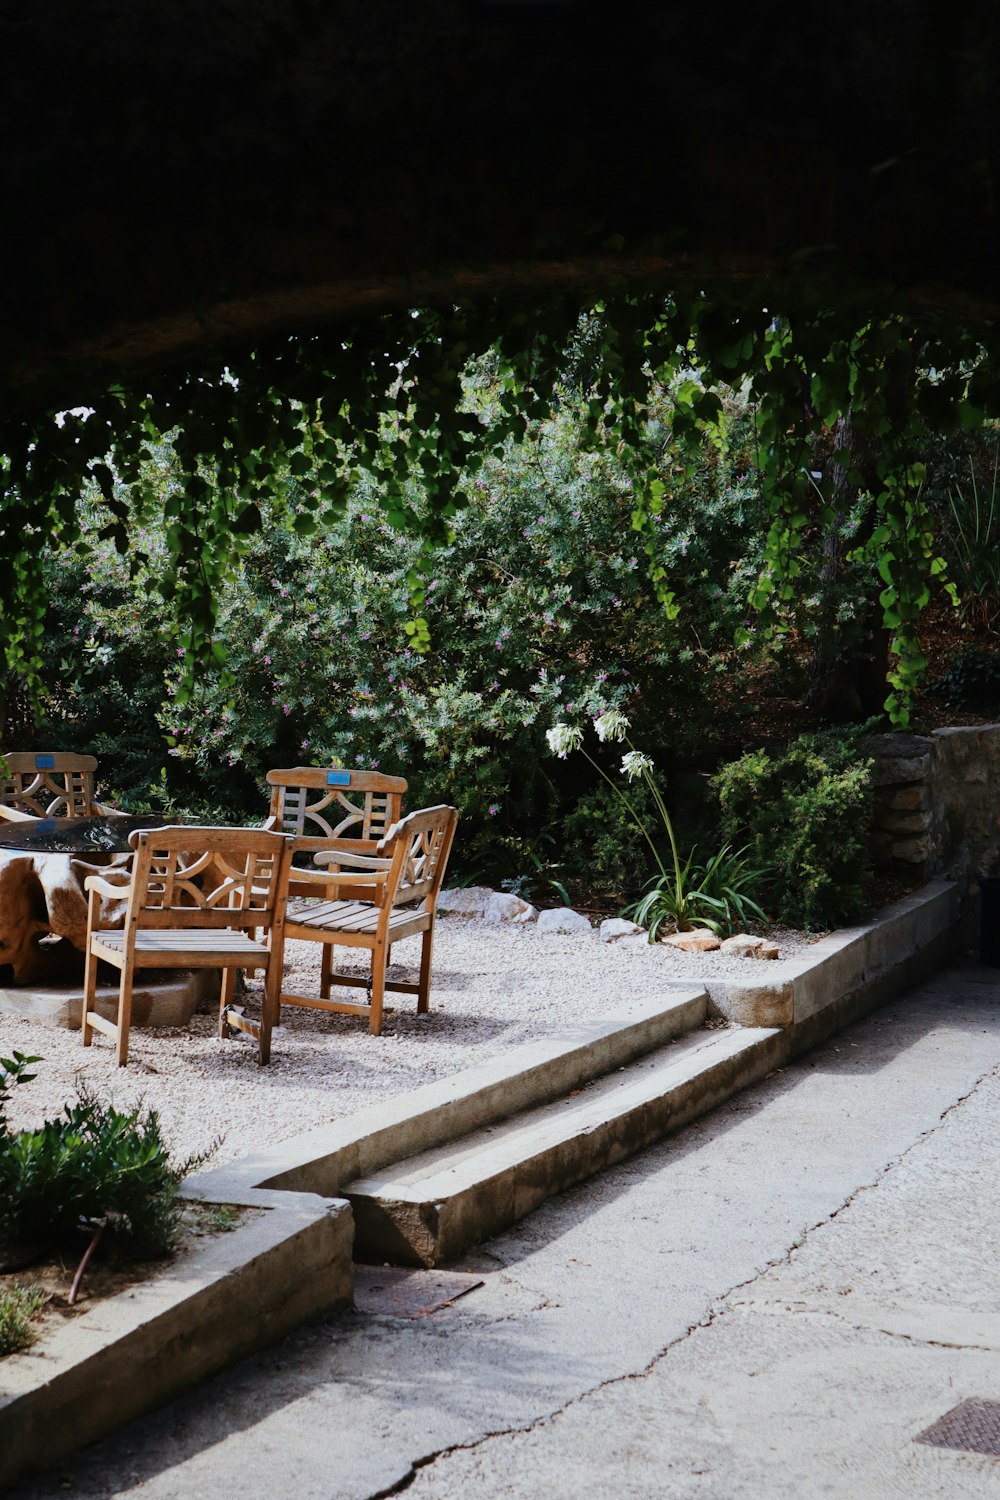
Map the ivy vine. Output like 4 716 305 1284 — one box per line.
1 280 993 725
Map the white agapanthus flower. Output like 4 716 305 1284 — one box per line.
621 749 653 781
546 723 583 759
593 708 630 743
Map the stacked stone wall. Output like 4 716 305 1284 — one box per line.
870 726 1000 888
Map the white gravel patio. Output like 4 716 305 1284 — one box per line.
0 911 816 1170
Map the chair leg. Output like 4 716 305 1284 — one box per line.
417 924 435 1015
320 941 333 999
369 937 387 1036
259 962 279 1066
218 968 238 1037
115 969 135 1067
81 944 99 1047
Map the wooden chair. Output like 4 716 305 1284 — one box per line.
264 767 407 900
81 825 292 1066
1 752 110 817
278 805 458 1035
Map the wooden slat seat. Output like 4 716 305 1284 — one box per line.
279 805 458 1035
90 929 271 962
82 825 292 1066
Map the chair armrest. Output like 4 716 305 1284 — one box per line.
313 849 392 871
289 866 389 890
91 801 120 816
84 873 134 899
0 805 36 822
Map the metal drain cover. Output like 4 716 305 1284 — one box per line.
917 1399 1000 1455
354 1266 484 1319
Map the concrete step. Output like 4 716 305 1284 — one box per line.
346 1021 785 1266
232 989 713 1201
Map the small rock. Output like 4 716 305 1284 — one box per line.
537 906 592 936
438 885 494 916
484 892 537 925
660 928 721 953
720 933 780 960
600 917 645 943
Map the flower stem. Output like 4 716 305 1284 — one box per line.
579 747 669 880
621 733 684 895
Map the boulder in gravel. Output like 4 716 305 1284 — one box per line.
660 928 721 953
720 933 780 959
600 917 645 943
484 892 537 925
438 885 494 916
537 906 592 936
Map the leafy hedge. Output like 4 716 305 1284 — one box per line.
712 727 875 930
32 386 769 895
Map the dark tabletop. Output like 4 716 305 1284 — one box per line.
0 814 168 855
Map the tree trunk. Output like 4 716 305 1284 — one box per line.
805 411 891 720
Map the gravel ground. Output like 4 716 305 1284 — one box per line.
0 914 817 1169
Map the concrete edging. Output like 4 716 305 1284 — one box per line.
0 1182 353 1491
707 881 958 1036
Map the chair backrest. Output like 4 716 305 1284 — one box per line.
265 767 407 857
125 826 291 931
1 752 100 816
381 805 459 910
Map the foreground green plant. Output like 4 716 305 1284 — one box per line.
0 1284 46 1357
0 1085 211 1261
0 1061 216 1293
547 710 769 937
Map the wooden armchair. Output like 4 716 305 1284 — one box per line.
1 752 111 817
82 825 292 1066
278 804 458 1035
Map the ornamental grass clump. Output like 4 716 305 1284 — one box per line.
547 711 769 939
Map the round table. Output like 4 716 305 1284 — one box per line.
0 813 168 855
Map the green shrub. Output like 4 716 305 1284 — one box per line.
712 727 875 929
933 648 1000 712
561 779 660 898
0 1285 46 1357
0 1060 211 1262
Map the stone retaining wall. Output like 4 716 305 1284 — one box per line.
870 726 1000 886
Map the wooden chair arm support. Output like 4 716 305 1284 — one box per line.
290 866 389 890
84 873 134 899
0 805 37 822
312 849 392 871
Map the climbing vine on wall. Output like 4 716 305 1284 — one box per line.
0 279 994 723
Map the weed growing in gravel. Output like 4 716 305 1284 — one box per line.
0 1284 46 1356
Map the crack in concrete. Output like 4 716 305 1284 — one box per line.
361 1059 1000 1498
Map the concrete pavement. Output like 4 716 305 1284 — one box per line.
8 963 1000 1499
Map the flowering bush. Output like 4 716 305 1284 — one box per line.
27 383 771 890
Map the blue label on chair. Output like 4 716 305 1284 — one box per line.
326 771 351 786
35 755 55 769
38 819 56 833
